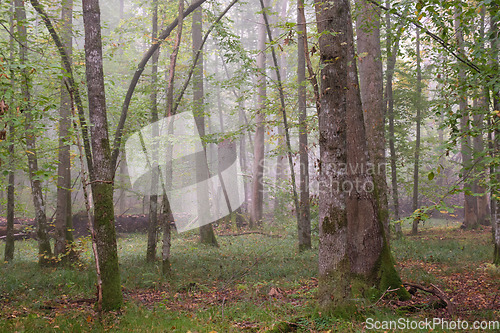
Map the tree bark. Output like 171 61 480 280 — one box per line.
192 3 218 246
54 0 75 263
15 0 53 266
412 27 422 235
82 0 123 310
355 0 389 236
250 0 268 228
314 0 352 311
297 0 311 251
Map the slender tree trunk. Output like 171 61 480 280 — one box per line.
192 4 218 246
455 8 478 229
15 0 52 266
411 28 422 235
385 0 402 237
297 0 311 251
82 0 122 310
146 0 160 263
489 3 500 265
55 0 75 263
355 0 389 236
250 0 268 228
314 0 351 310
4 4 15 263
473 9 489 226
273 0 287 215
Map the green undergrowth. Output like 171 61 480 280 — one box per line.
0 221 497 332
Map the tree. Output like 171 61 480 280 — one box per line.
355 0 389 236
385 0 402 237
250 0 268 228
455 6 478 230
315 0 351 310
15 0 52 266
297 0 311 251
411 27 423 235
4 2 16 263
146 0 160 263
192 3 218 246
82 0 123 310
54 0 76 263
314 0 409 312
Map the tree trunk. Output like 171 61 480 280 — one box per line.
344 1 408 301
473 9 489 226
146 0 160 263
54 0 75 263
385 0 402 238
489 3 500 265
82 0 123 310
314 0 351 311
192 4 218 246
297 0 311 251
4 4 15 263
15 0 53 266
355 0 389 236
250 0 268 228
411 27 422 235
455 8 478 229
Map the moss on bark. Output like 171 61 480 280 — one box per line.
93 182 123 311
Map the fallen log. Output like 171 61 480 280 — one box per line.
403 282 455 317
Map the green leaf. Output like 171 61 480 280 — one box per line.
428 171 435 181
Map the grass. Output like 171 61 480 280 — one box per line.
0 219 499 332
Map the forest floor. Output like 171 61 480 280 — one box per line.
0 219 499 332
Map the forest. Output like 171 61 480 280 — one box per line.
0 0 499 331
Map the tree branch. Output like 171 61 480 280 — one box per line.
111 0 208 171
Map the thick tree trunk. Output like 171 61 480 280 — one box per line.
355 0 389 236
385 0 402 237
192 4 218 246
15 0 52 266
412 28 422 235
250 1 267 228
82 0 122 310
146 0 160 263
297 0 311 251
314 0 351 311
345 2 408 300
55 0 75 263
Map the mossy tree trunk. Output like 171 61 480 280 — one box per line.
82 0 123 311
314 0 409 311
314 0 352 312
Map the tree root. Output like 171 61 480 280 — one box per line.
403 282 455 317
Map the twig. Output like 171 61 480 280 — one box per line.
372 287 401 307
